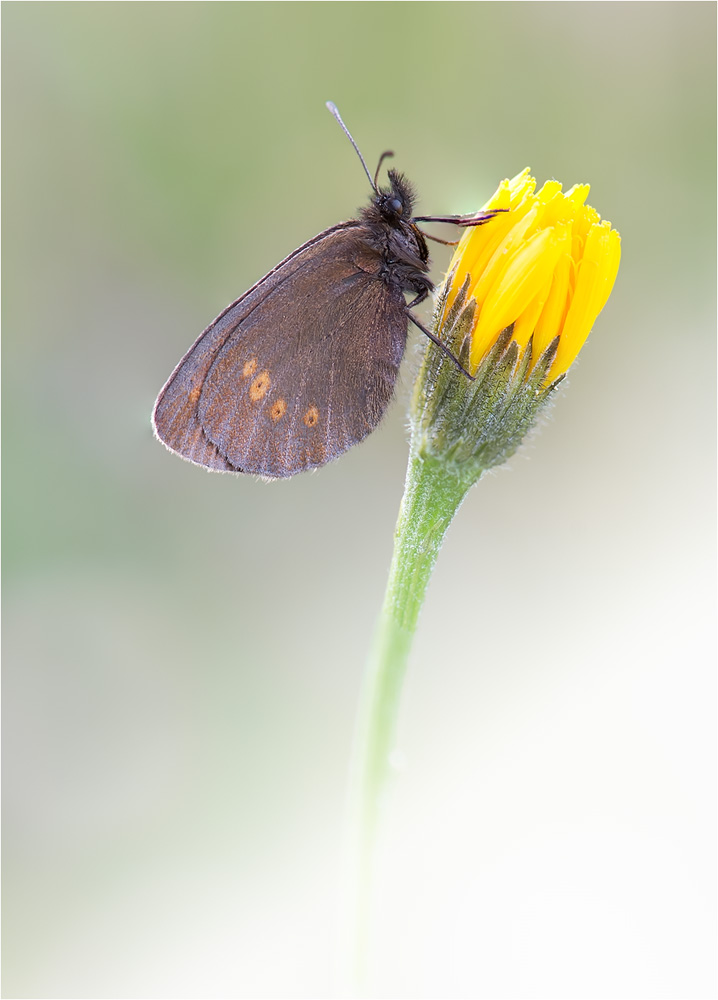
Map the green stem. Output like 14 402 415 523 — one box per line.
345 444 477 984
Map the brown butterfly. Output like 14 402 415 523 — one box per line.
152 103 497 478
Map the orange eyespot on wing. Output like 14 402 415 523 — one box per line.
249 371 271 402
270 398 287 421
242 357 258 378
303 405 320 428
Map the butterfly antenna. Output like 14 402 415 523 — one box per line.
326 101 378 193
373 150 395 189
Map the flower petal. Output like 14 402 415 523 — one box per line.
470 225 567 368
441 172 620 385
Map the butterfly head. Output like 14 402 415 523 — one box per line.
375 170 416 225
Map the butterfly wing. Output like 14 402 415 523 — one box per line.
152 224 409 477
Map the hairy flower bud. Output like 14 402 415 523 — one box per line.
412 169 621 479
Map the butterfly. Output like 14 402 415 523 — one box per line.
152 103 497 479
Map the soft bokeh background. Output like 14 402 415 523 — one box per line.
3 3 715 998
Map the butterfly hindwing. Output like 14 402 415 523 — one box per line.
153 224 409 477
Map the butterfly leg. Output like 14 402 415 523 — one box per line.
417 229 460 246
406 303 475 381
413 209 506 227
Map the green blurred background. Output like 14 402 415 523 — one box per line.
3 3 715 997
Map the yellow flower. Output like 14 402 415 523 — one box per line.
444 168 621 381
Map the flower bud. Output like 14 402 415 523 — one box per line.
412 169 620 478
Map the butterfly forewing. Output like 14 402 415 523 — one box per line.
153 224 409 477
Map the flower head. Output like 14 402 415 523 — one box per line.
444 168 621 382
411 169 621 480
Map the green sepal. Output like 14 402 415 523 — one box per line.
411 288 564 481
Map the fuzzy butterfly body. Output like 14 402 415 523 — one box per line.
152 105 496 479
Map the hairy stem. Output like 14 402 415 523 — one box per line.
345 447 476 983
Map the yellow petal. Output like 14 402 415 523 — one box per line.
592 227 621 316
503 168 535 208
444 169 537 317
549 222 619 379
441 171 620 386
573 204 600 239
512 271 554 350
532 252 572 358
537 180 563 203
470 225 566 368
482 177 511 212
471 203 541 307
564 183 590 208
444 195 537 316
